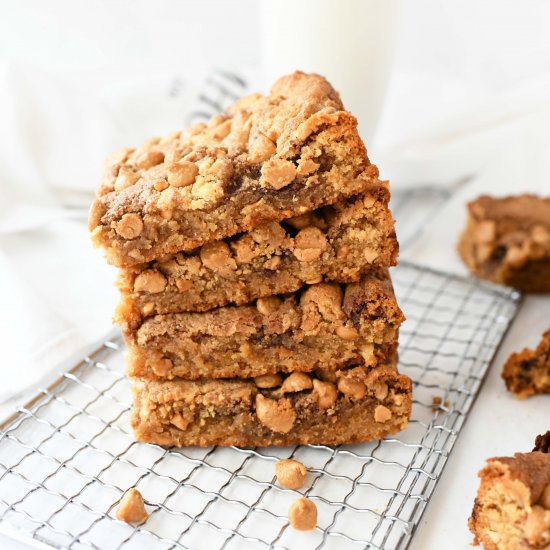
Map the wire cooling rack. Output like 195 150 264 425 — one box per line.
0 261 520 550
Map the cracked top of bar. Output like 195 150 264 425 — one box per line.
89 71 380 267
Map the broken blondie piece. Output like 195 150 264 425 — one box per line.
469 432 550 549
458 194 550 292
124 270 403 380
115 186 397 320
131 362 412 447
502 330 550 398
90 72 381 267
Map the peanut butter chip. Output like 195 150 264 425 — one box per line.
116 488 148 524
335 325 359 340
374 405 392 423
115 213 143 240
136 150 165 170
255 395 295 433
200 242 237 277
254 373 283 389
167 161 198 187
373 382 389 401
133 270 167 293
312 379 338 409
261 158 296 190
256 296 282 316
248 134 276 163
338 378 366 400
288 497 317 531
275 459 307 490
114 166 140 192
293 227 328 262
151 357 172 377
281 372 313 393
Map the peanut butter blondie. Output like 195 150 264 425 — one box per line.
502 330 550 398
458 195 550 292
124 270 403 380
90 72 381 267
131 362 412 447
469 432 550 549
115 186 397 321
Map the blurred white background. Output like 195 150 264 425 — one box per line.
0 1 549 549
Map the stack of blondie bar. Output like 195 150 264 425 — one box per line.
89 72 412 447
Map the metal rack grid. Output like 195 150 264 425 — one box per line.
0 261 520 550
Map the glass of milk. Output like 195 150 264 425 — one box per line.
260 0 400 144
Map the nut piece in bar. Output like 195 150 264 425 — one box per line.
458 194 550 292
469 432 550 549
502 329 550 398
116 488 148 524
90 72 381 267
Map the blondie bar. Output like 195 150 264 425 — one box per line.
124 270 403 380
458 194 550 292
502 330 550 398
469 432 550 549
90 72 380 267
115 186 397 322
131 362 412 447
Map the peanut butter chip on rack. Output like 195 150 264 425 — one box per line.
261 158 296 190
167 161 198 187
255 395 295 433
275 459 307 489
116 488 148 524
288 497 317 531
115 213 143 240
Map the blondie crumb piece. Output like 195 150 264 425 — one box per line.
458 194 550 292
469 434 550 549
275 459 307 490
116 488 148 524
502 330 550 398
90 72 381 268
432 396 450 411
288 497 317 531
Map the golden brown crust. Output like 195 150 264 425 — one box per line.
130 362 412 447
123 271 404 380
90 72 379 267
114 187 398 318
458 194 550 293
502 330 550 398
